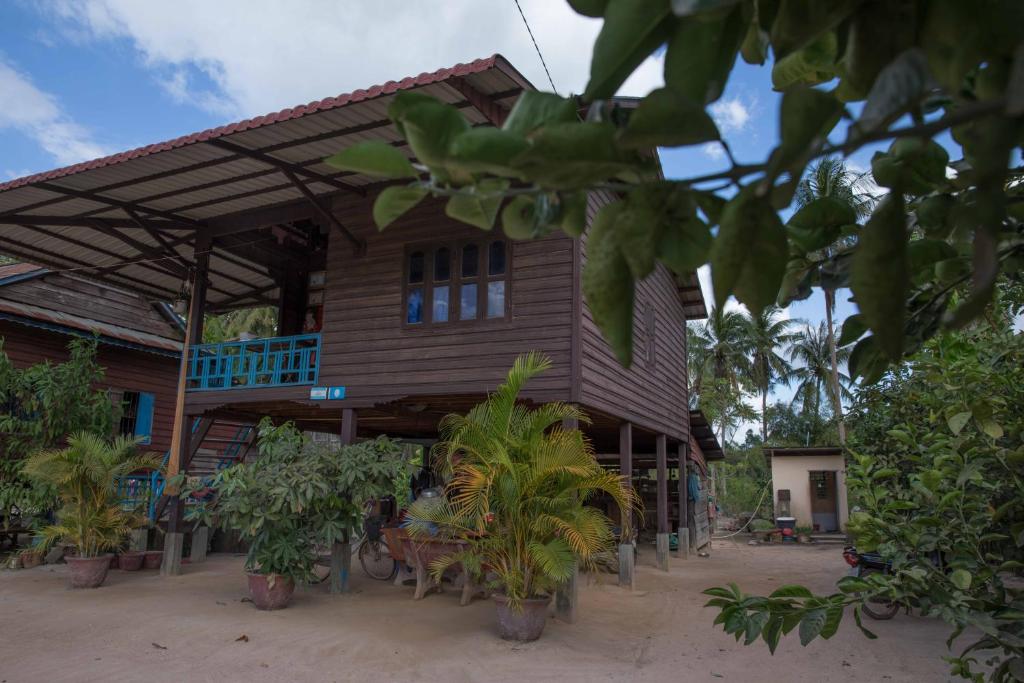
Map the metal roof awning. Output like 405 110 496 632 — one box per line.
689 409 724 461
0 56 531 311
763 446 843 458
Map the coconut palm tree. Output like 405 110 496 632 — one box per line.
742 306 799 443
795 158 877 443
688 305 751 397
403 352 636 611
23 432 164 557
788 323 852 434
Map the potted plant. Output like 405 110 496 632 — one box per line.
118 549 145 571
23 433 163 588
404 353 636 641
19 547 44 569
182 419 406 610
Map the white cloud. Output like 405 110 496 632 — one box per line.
709 96 753 134
701 141 725 161
0 59 107 166
44 0 664 119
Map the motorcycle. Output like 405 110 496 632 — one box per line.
842 545 900 620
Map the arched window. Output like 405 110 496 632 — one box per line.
402 240 509 326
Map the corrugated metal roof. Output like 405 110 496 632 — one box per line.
0 55 529 308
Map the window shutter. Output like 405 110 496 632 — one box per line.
134 392 155 445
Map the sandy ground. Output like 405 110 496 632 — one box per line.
0 541 961 683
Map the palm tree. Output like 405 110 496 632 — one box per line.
788 323 852 435
742 306 799 443
795 158 876 443
23 433 164 557
404 352 636 610
688 305 751 397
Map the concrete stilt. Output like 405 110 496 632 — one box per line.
656 533 670 572
554 563 579 623
130 528 148 552
190 526 209 563
330 541 351 594
618 543 635 589
160 532 184 576
678 527 690 559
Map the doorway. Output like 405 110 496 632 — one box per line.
808 471 839 532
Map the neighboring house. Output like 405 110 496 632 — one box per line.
0 55 709 576
0 263 247 473
764 446 848 533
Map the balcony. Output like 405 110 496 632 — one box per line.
186 333 321 391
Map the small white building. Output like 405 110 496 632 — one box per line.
764 447 848 533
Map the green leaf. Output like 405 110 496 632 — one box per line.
871 139 950 195
762 616 783 654
567 0 607 17
514 122 651 188
771 31 838 90
324 141 418 179
372 185 429 230
852 48 936 137
949 569 972 591
584 0 674 102
559 192 588 238
820 605 844 640
659 215 711 275
769 0 859 59
501 196 536 240
444 179 510 230
799 608 827 646
502 92 579 138
852 606 878 639
786 196 857 254
848 335 889 383
769 584 813 599
837 314 867 347
711 190 788 316
946 411 971 435
582 202 635 366
391 97 470 168
618 88 719 149
664 8 744 104
767 88 842 179
740 2 770 65
447 128 529 177
849 193 908 361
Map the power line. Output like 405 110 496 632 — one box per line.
513 0 557 93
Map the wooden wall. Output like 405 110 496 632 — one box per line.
576 191 690 443
317 194 575 406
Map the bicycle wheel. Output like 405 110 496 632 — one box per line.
359 538 398 580
310 544 331 584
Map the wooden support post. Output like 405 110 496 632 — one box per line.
556 414 580 623
162 235 210 577
340 408 357 445
618 422 635 589
190 526 210 563
655 434 669 572
677 442 690 559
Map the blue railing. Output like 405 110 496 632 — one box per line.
117 418 200 521
186 333 321 391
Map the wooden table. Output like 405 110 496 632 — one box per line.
399 535 486 605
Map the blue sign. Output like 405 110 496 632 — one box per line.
310 386 346 400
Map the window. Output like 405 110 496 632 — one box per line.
118 391 155 445
404 239 509 326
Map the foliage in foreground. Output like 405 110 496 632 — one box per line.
23 433 162 558
325 0 1024 382
402 352 637 610
0 338 115 516
704 324 1024 681
181 419 407 582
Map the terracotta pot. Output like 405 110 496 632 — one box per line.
119 551 145 571
143 551 163 570
109 555 119 569
21 552 43 569
493 594 552 642
66 555 113 589
246 572 295 611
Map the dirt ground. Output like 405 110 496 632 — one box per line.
0 540 961 682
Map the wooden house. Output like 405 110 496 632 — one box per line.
0 55 715 582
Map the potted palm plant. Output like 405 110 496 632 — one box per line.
404 352 636 641
23 433 163 588
182 419 406 610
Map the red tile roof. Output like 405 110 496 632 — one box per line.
0 56 501 193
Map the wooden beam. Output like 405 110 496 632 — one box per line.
678 442 689 558
656 434 668 534
340 408 357 445
619 422 633 535
1 215 185 230
206 138 365 197
447 76 509 127
126 209 193 271
86 220 190 279
279 167 364 253
31 181 204 228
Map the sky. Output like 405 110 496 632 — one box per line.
0 1 971 439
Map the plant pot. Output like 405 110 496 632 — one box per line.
119 551 145 571
109 555 119 569
246 572 295 611
21 551 43 569
493 594 552 642
143 551 163 570
66 555 113 588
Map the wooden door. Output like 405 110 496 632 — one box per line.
809 471 838 532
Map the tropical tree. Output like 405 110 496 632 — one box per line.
788 322 852 435
23 433 163 557
688 305 750 397
403 352 636 610
742 305 798 442
203 306 278 343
